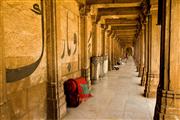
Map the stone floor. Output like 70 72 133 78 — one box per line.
63 57 156 120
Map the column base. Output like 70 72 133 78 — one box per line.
144 74 159 98
90 57 101 84
99 56 105 78
108 59 112 71
81 68 91 90
136 65 139 72
103 56 108 74
141 69 146 86
154 88 180 120
138 65 144 77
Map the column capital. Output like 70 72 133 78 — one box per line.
79 5 91 16
91 15 100 24
101 24 108 30
107 30 112 37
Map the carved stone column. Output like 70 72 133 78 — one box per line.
107 30 112 71
91 56 100 84
138 25 145 77
141 17 149 86
90 15 101 84
92 15 98 56
154 0 180 119
144 4 160 98
103 26 108 74
45 0 61 119
99 24 106 78
111 33 115 67
134 35 140 71
136 35 140 72
80 5 91 89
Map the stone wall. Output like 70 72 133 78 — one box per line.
56 0 82 118
0 0 47 120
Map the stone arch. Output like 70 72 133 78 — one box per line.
124 45 134 57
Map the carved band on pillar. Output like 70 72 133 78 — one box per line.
90 56 101 84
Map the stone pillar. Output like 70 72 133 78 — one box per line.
103 26 108 74
136 35 141 72
107 30 112 71
154 0 180 119
80 6 91 89
144 4 160 98
141 17 149 86
45 0 61 119
90 15 101 84
99 24 106 78
111 33 115 67
91 56 100 84
134 36 140 70
92 15 98 56
138 26 145 77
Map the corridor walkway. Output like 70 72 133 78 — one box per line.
63 57 156 120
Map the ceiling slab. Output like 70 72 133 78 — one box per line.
98 7 141 16
111 26 137 30
105 18 138 25
87 0 142 4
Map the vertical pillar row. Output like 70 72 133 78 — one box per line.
154 0 180 119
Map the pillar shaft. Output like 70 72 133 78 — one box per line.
108 31 112 71
101 24 105 56
144 6 160 98
90 16 101 84
154 0 180 119
45 0 60 119
111 35 115 66
138 26 145 77
80 11 91 88
141 18 148 86
136 35 141 72
92 16 98 56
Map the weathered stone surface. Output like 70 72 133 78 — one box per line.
91 56 101 84
1 0 47 119
154 0 180 119
144 7 160 98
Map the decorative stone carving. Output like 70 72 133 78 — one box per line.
90 56 101 84
103 56 108 74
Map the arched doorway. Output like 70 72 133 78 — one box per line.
126 47 133 56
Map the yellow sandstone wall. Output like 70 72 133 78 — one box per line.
57 0 81 81
1 0 47 120
56 0 82 118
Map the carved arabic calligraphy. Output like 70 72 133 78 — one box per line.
6 3 44 82
31 3 42 15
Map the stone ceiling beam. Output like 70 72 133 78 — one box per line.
111 26 137 30
86 0 142 4
115 32 136 35
114 29 137 32
105 18 138 25
98 7 141 16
